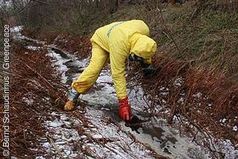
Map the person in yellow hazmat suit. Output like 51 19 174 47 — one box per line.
64 20 157 121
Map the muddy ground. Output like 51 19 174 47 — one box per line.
0 26 237 159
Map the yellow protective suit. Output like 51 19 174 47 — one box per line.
72 20 157 100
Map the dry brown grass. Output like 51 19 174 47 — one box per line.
0 42 67 157
128 53 238 152
20 3 238 154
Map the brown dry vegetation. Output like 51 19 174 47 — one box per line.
20 2 238 149
138 1 238 147
0 42 67 157
53 34 91 59
140 54 238 145
1 0 238 157
33 30 238 152
15 1 238 78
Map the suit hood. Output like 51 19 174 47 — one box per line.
130 34 157 61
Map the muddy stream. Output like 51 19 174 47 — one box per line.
10 26 238 159
45 46 208 159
